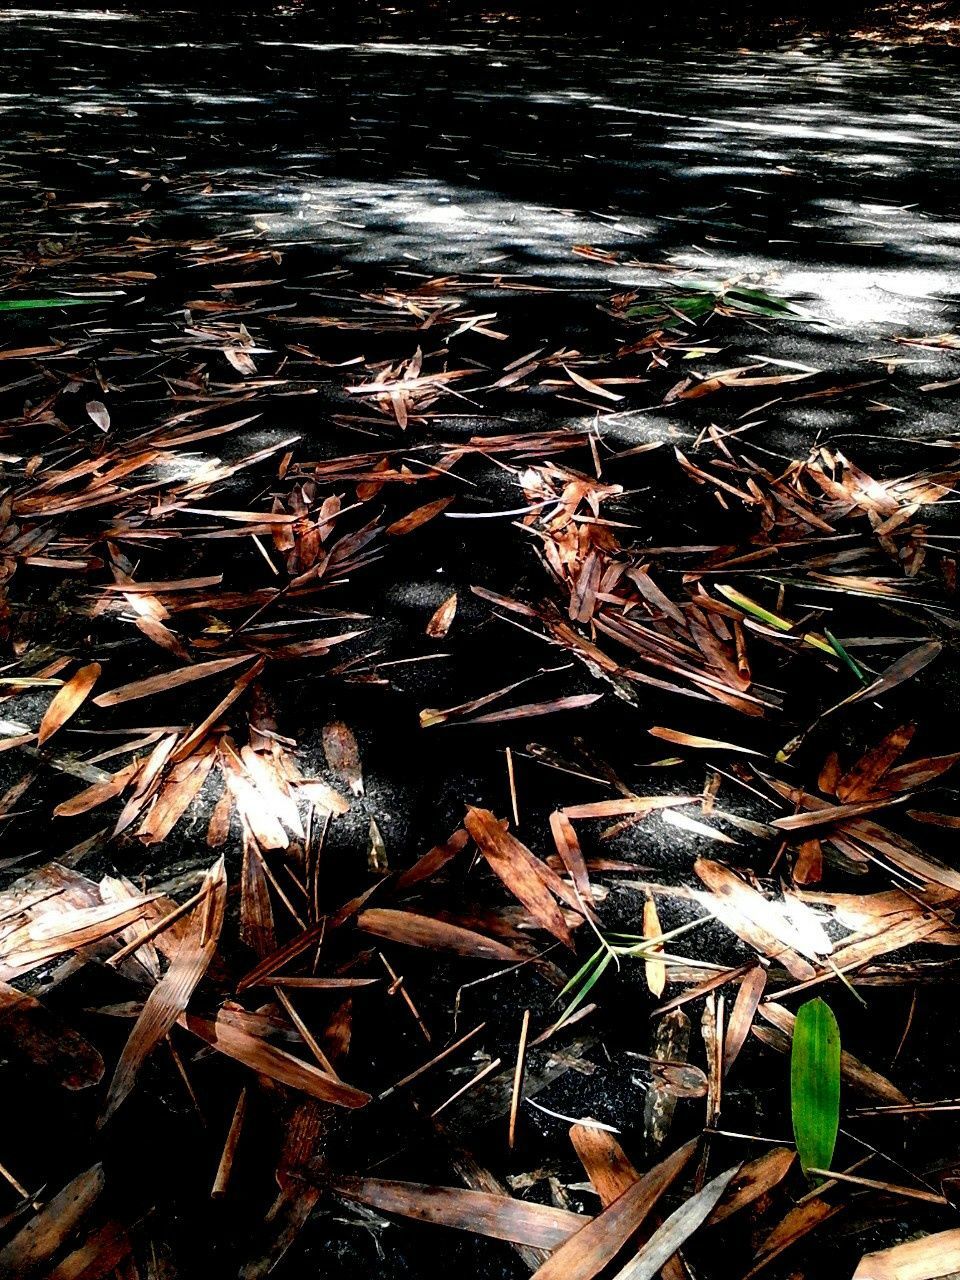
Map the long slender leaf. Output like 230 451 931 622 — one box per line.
0 297 98 312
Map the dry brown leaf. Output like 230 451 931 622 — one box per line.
38 662 101 745
322 721 364 796
101 858 227 1124
527 1139 697 1280
746 1195 840 1278
772 795 909 832
331 1177 588 1248
426 592 458 638
357 908 526 963
0 1164 105 1278
836 723 916 802
693 858 826 980
549 811 595 909
464 807 575 949
183 1012 370 1108
853 1227 960 1280
0 980 104 1090
829 641 942 717
569 1124 640 1207
0 895 159 981
643 894 666 998
562 796 698 821
45 1220 131 1280
705 1147 795 1227
93 654 255 708
54 760 141 819
240 833 276 959
387 496 455 536
722 965 766 1075
648 726 761 756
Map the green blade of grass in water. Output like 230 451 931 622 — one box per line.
791 997 840 1178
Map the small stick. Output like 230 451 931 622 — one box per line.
168 1038 204 1126
892 989 917 1063
804 1167 947 1205
312 810 332 932
432 1058 502 1119
379 1022 486 1101
251 533 280 576
261 977 379 990
505 747 519 827
107 884 207 967
379 952 431 1043
275 989 340 1078
508 1009 531 1150
237 919 325 990
0 1156 30 1201
254 846 306 929
280 860 310 904
211 1089 248 1198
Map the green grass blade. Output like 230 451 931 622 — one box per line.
824 629 869 685
791 997 840 1178
555 949 613 1030
555 944 606 1004
0 297 97 312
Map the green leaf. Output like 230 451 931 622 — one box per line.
715 584 835 656
791 997 840 1177
624 292 717 324
0 297 97 312
824 629 869 685
553 947 612 1030
723 285 804 317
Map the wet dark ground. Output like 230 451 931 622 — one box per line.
2 4 960 1278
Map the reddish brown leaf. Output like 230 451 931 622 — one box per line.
464 807 575 949
93 654 255 708
569 1125 640 1207
38 662 101 745
101 858 227 1124
528 1139 697 1280
331 1177 587 1248
183 1013 370 1108
0 980 104 1090
426 592 458 638
357 908 526 963
387 496 455 536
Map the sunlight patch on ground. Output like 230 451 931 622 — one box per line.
236 177 655 269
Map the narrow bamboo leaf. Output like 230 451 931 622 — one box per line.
715 585 834 655
791 997 840 1177
555 949 613 1029
0 297 98 311
824 630 868 684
